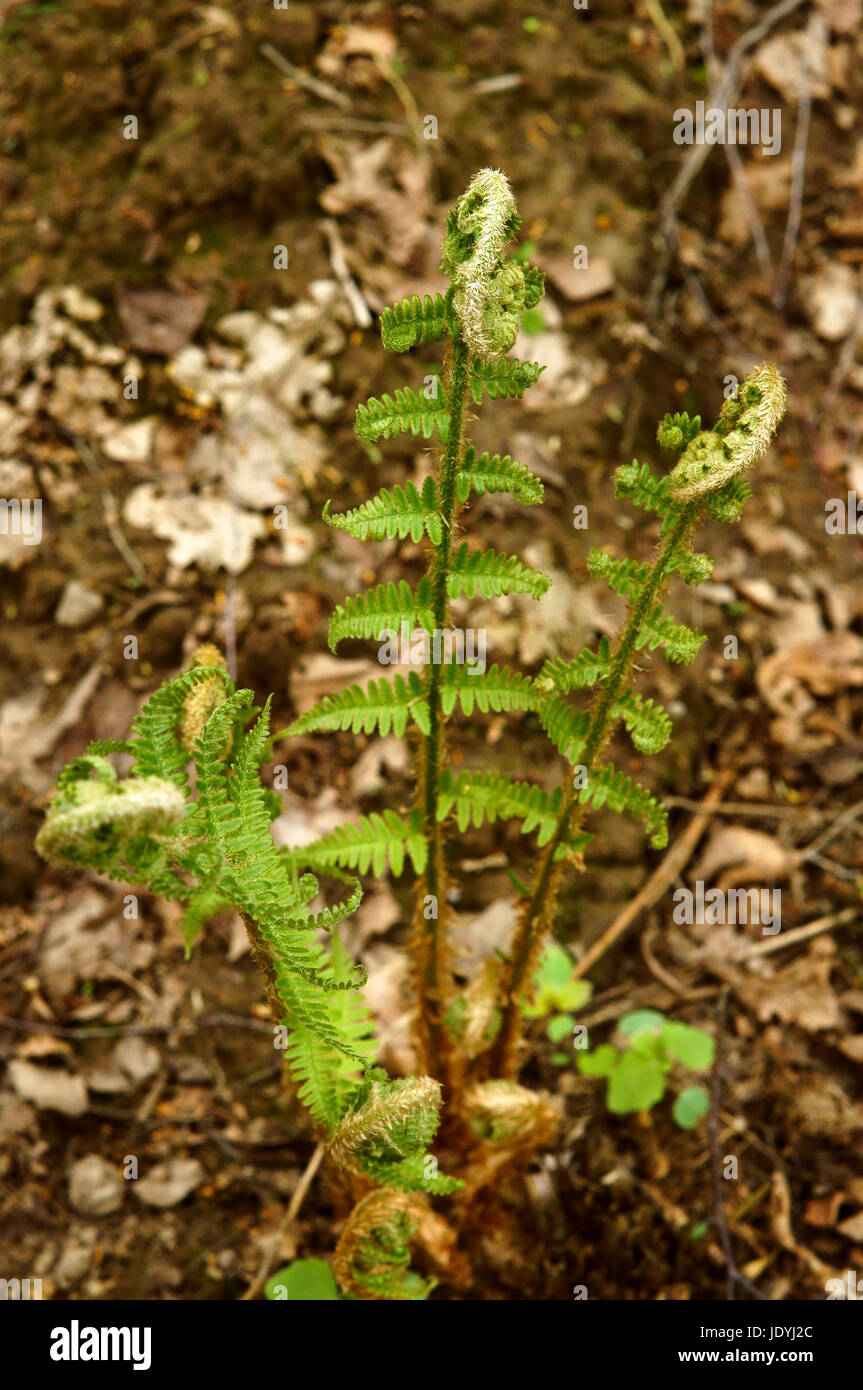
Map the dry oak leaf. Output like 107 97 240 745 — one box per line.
318 137 430 268
730 942 841 1032
757 631 863 716
690 824 797 887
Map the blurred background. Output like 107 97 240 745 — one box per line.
1 0 863 1301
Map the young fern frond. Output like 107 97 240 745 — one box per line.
323 479 442 545
490 360 788 1076
355 387 450 444
447 542 550 600
296 810 428 879
468 357 544 403
281 673 430 740
440 663 542 717
456 447 544 506
380 291 454 353
328 580 435 651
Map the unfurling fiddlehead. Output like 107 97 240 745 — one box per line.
440 167 542 358
332 1189 433 1301
666 364 787 502
36 758 186 868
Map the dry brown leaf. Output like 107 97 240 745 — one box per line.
690 824 797 886
117 284 207 355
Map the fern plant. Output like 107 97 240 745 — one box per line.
37 169 786 1300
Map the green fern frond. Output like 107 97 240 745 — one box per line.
588 549 650 600
614 460 673 522
612 690 673 755
637 606 706 664
537 696 591 764
456 446 543 505
323 478 442 545
705 476 751 524
299 809 428 878
329 1075 460 1195
522 265 545 309
179 886 231 956
281 672 430 740
328 579 435 651
129 666 234 790
663 547 714 586
285 930 379 1129
440 663 541 717
303 877 364 935
656 411 702 450
85 737 135 758
355 387 450 444
539 640 611 693
578 764 668 849
436 769 563 846
448 542 550 600
469 357 544 404
380 291 453 352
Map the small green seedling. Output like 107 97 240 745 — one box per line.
521 941 592 1065
578 1009 714 1128
265 1258 340 1302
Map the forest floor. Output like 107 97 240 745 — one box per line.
1 0 863 1300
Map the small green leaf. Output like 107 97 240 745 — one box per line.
265 1258 340 1301
661 1021 715 1072
619 1008 665 1037
577 1044 618 1079
606 1053 666 1114
546 1013 574 1043
672 1085 711 1130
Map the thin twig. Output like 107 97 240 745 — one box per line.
573 767 738 980
62 428 146 582
260 42 351 111
319 218 373 328
745 905 858 959
0 1011 274 1040
241 1142 326 1301
709 987 765 1300
773 51 812 308
648 0 808 317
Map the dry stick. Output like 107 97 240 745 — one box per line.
240 1141 326 1301
746 905 858 959
709 987 766 1300
319 218 373 329
572 766 739 981
773 52 812 309
62 429 146 582
645 0 685 71
0 1012 274 1040
648 0 808 318
259 42 351 110
700 5 773 287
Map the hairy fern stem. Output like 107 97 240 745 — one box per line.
414 335 470 1083
490 504 700 1076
